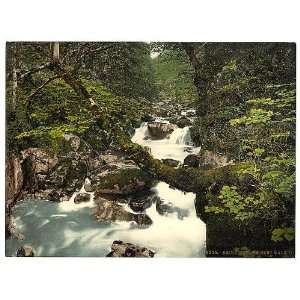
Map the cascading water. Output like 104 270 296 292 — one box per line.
132 122 200 162
168 126 193 145
6 116 206 257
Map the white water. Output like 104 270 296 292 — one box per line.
132 122 200 162
6 119 206 257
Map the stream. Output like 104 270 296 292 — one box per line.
6 119 206 257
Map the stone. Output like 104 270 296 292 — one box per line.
184 150 232 169
21 148 58 175
74 193 90 204
128 192 157 213
170 116 192 128
147 122 177 139
141 114 155 122
5 154 23 208
17 245 35 257
92 196 152 226
106 240 155 257
156 198 189 220
198 150 232 169
86 151 154 195
183 154 201 168
162 158 180 167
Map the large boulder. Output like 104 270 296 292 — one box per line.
92 196 152 226
85 151 154 195
147 122 177 139
21 148 58 176
184 151 232 169
183 154 201 168
21 146 88 201
169 116 192 129
161 158 180 167
18 134 107 202
156 198 189 220
74 193 90 204
5 154 23 208
141 114 155 122
128 192 158 213
5 155 24 239
197 150 232 169
106 240 155 257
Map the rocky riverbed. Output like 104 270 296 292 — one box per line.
6 105 208 257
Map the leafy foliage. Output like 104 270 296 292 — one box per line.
152 49 197 102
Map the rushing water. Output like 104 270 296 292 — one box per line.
6 120 206 257
132 122 200 162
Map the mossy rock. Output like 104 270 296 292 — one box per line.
88 166 154 195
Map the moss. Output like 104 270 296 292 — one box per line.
94 168 154 195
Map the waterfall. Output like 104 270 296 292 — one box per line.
168 127 193 145
131 122 150 145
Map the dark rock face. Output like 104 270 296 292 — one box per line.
92 196 152 226
17 245 35 257
170 116 192 129
183 151 231 169
106 240 155 257
197 150 231 169
147 122 177 139
128 192 157 213
161 158 180 167
5 154 24 208
183 154 201 168
176 117 192 128
141 114 155 122
20 146 88 202
156 198 189 220
74 193 90 204
5 155 24 238
86 151 154 195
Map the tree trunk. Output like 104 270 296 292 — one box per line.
47 44 248 195
11 43 18 112
182 43 210 117
51 42 60 64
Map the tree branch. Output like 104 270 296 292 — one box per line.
28 75 60 98
19 62 51 79
49 59 247 194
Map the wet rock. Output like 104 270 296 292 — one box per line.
156 198 189 220
128 193 157 212
141 114 155 122
176 116 192 128
23 189 65 202
183 154 201 168
21 148 58 175
92 196 152 226
170 116 192 128
6 154 23 207
183 147 194 153
74 193 90 204
147 122 177 139
87 151 154 195
184 150 232 169
20 144 89 201
106 240 155 257
17 245 35 257
162 158 180 167
198 150 232 169
156 198 173 215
